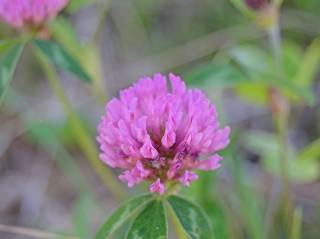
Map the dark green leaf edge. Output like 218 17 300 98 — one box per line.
167 195 213 239
94 193 154 239
125 199 168 239
31 38 92 82
184 63 249 88
0 39 21 55
0 43 25 105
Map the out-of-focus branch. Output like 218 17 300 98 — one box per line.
121 10 320 80
91 0 112 45
34 48 125 200
121 23 262 79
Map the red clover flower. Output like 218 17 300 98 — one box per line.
97 73 230 194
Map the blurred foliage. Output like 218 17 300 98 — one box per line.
1 0 320 238
185 41 316 105
244 131 319 182
67 0 91 13
0 42 24 104
32 39 92 82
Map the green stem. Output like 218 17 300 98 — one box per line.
267 22 282 67
87 0 113 105
87 43 107 105
275 114 290 195
91 0 112 45
34 48 125 200
267 7 290 194
266 8 292 238
290 207 302 239
274 110 292 237
166 202 187 239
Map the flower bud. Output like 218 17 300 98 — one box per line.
245 0 270 10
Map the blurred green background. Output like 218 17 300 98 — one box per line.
0 0 320 238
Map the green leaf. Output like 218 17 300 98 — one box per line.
281 40 303 79
50 17 100 85
94 194 153 239
167 195 212 239
67 0 90 13
73 193 93 238
0 43 24 105
226 147 265 239
229 0 255 18
50 17 81 55
293 37 320 88
297 138 320 162
126 199 167 239
32 39 91 82
187 172 230 239
185 64 247 88
293 0 320 15
229 45 273 74
229 44 315 105
0 39 20 54
269 76 315 105
235 82 269 105
244 131 319 182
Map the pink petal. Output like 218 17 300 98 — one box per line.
211 126 231 151
119 170 139 187
100 154 118 168
167 161 182 179
161 123 176 148
179 171 198 186
140 137 158 159
149 178 165 195
169 73 186 95
118 159 153 187
197 154 223 171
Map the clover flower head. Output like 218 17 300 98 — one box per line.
0 0 68 29
97 73 230 194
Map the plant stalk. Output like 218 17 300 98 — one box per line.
266 6 292 238
290 207 302 239
34 49 125 200
267 6 290 194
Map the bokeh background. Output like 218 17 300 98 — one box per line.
0 0 320 238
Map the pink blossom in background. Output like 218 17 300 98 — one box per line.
97 73 230 195
245 0 269 10
0 0 68 29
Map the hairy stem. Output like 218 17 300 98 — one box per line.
34 48 125 200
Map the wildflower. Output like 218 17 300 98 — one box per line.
97 73 230 194
0 0 68 29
